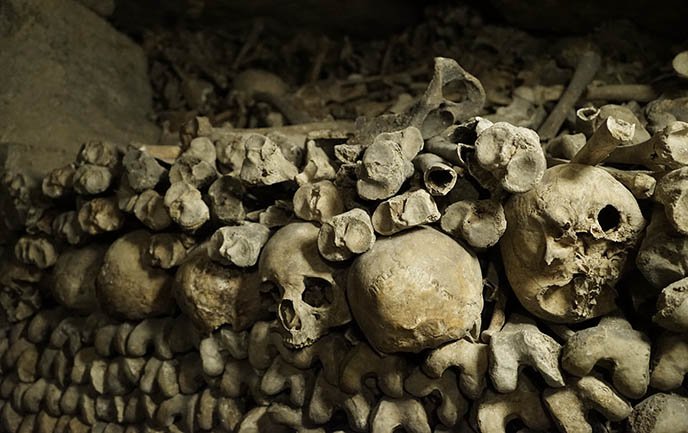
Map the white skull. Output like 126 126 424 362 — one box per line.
259 222 351 348
500 164 646 323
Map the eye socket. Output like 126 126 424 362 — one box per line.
597 205 621 232
260 282 282 312
301 277 334 308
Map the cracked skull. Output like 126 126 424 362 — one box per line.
500 163 645 323
258 222 352 348
347 226 484 353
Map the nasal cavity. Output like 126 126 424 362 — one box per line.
597 205 621 232
279 300 301 330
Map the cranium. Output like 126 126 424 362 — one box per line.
258 222 351 348
500 163 645 323
347 226 484 353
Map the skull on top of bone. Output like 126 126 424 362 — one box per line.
347 226 484 353
258 222 352 348
500 163 645 323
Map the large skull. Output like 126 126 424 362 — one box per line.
347 226 484 353
500 163 646 323
259 222 351 348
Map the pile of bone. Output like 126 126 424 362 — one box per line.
2 56 688 433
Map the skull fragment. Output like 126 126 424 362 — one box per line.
500 163 645 323
258 222 351 348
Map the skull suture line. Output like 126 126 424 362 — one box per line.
347 226 484 353
258 222 352 348
500 163 646 323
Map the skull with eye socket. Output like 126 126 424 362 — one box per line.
500 163 646 323
258 222 352 348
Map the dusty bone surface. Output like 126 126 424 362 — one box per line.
259 222 352 349
6 6 688 433
501 163 646 323
347 226 483 353
487 314 565 393
317 208 376 261
561 316 651 399
543 375 632 433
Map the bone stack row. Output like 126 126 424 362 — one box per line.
2 305 688 433
2 56 688 432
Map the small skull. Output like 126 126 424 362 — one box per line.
258 222 351 348
501 164 645 323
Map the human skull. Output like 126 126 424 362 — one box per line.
258 222 352 348
500 163 646 323
347 226 484 353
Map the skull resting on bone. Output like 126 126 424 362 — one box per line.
258 222 352 348
347 226 484 353
500 163 645 323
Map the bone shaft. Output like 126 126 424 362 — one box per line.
538 51 601 140
424 136 463 166
601 166 657 199
575 107 600 137
413 153 457 196
585 84 658 102
253 91 313 125
571 117 634 165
